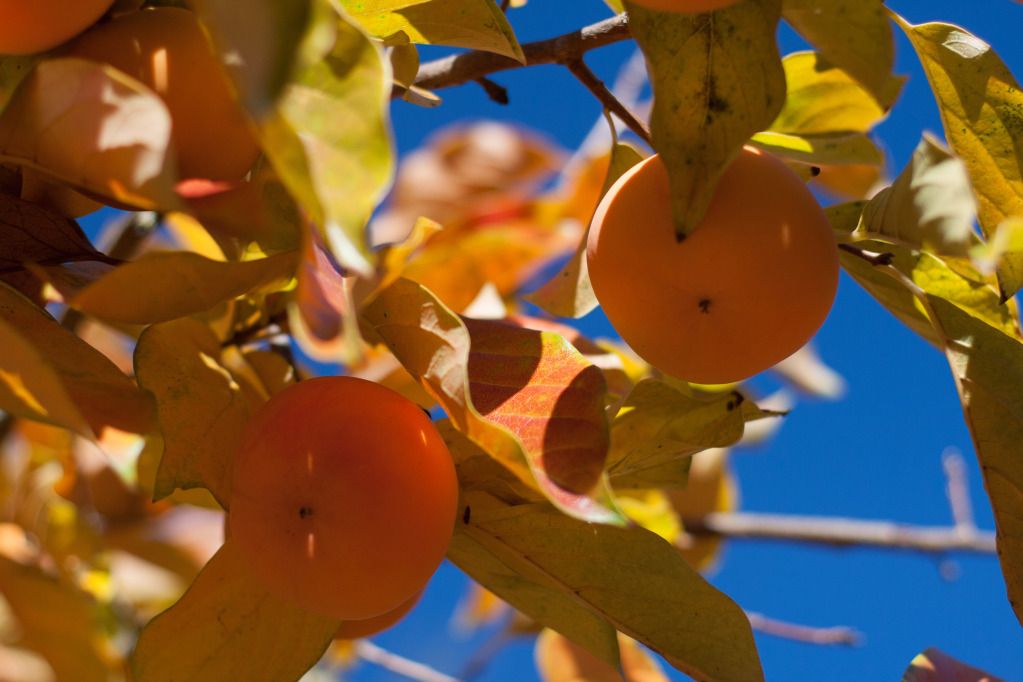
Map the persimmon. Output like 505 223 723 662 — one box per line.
64 7 259 181
228 377 459 620
586 147 839 385
334 591 421 640
628 0 739 13
0 0 114 55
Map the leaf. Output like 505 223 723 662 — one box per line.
860 134 977 257
903 647 1005 682
0 282 156 436
606 380 767 489
893 16 1023 298
0 55 38 114
526 142 645 318
341 0 525 62
0 192 106 271
770 51 897 134
194 0 312 119
749 130 882 167
49 250 298 326
132 541 339 682
261 4 394 276
770 344 846 399
0 555 110 682
134 319 258 506
668 448 737 573
363 278 623 524
0 58 179 210
628 0 785 236
927 296 1023 627
454 489 763 682
782 0 898 107
536 629 670 682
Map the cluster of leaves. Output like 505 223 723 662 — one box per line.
0 0 1019 680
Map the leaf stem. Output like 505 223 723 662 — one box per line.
565 58 652 147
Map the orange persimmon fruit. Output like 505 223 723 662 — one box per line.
228 377 459 621
586 147 839 385
628 0 739 13
0 0 114 55
334 591 422 641
64 7 259 181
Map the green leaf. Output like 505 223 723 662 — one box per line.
134 319 258 506
770 51 898 134
526 142 645 319
49 251 298 326
749 131 882 167
0 282 155 436
132 541 338 682
893 15 1023 299
363 277 624 524
341 0 525 62
261 3 394 275
607 380 771 489
628 0 785 236
860 134 977 257
194 0 312 119
454 489 763 682
782 0 899 108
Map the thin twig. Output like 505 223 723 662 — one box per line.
408 14 632 94
838 242 895 267
565 59 652 146
746 612 862 646
942 448 976 533
355 641 462 682
681 512 997 554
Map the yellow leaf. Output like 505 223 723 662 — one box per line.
536 629 669 682
342 0 525 62
628 0 785 236
0 58 179 210
134 319 259 506
669 448 737 573
892 15 1023 299
750 130 882 167
132 541 339 682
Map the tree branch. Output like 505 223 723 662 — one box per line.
565 58 652 146
355 641 462 682
746 612 862 646
409 14 632 93
681 512 997 554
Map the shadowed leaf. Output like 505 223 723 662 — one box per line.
903 647 1005 682
0 193 105 271
628 0 785 237
132 542 339 682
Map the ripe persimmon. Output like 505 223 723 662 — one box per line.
334 591 421 640
228 377 459 621
64 7 259 181
0 0 114 55
586 147 839 385
628 0 739 13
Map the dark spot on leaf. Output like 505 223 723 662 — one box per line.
810 166 822 177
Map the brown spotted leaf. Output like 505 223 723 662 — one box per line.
132 541 339 682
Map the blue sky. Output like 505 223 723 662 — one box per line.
366 2 1023 681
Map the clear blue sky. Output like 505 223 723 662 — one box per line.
358 2 1023 681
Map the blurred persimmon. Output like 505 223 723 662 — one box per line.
629 0 739 12
228 377 458 620
64 7 260 181
586 147 839 385
0 0 114 55
334 591 421 641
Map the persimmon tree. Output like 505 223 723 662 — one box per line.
0 1 1020 681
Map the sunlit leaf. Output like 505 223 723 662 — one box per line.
261 3 394 275
363 278 623 524
628 0 785 236
617 489 682 545
770 51 897 134
0 283 155 436
893 15 1023 298
770 344 846 399
0 555 109 682
46 250 298 326
903 647 1005 682
134 319 259 506
783 0 898 108
750 131 882 167
341 0 525 62
453 488 763 682
669 448 736 573
860 134 977 257
0 58 179 209
536 629 669 682
132 542 338 682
